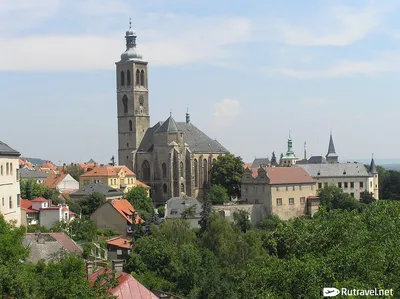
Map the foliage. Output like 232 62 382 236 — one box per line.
360 191 376 204
181 204 197 220
78 192 106 216
20 179 60 203
124 186 153 221
157 205 165 218
210 153 244 198
381 169 400 200
51 217 97 242
27 225 51 233
62 164 84 181
205 184 229 204
257 214 281 231
198 196 212 235
232 210 251 233
317 185 365 211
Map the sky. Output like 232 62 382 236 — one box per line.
0 0 399 165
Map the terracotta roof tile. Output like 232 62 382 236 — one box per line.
80 165 135 178
21 199 39 213
136 180 150 189
112 200 144 225
252 167 316 185
106 236 132 249
243 163 253 169
40 162 58 171
30 197 50 203
42 173 67 189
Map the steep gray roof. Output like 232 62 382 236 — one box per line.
0 141 20 156
326 134 338 157
156 116 180 133
308 156 327 164
369 158 378 174
138 122 228 154
165 196 202 219
296 163 371 178
69 182 124 198
87 158 96 164
20 168 49 179
252 158 270 168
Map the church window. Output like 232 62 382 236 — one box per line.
181 183 184 192
127 70 131 85
180 161 184 177
120 71 125 86
122 95 128 113
163 184 167 193
129 120 133 131
194 159 198 187
136 69 140 85
203 159 208 183
139 95 144 106
140 70 145 86
162 163 167 178
142 160 150 181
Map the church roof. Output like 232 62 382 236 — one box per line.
0 141 20 156
326 133 338 157
137 122 228 154
296 163 371 178
252 158 270 168
156 116 180 133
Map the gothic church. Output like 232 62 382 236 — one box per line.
116 24 228 205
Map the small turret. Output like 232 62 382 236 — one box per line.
369 154 378 174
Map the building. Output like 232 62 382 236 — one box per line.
115 24 229 205
42 172 79 192
90 199 143 237
165 196 202 228
280 133 298 166
21 197 75 228
326 133 339 163
79 165 142 193
39 161 58 173
0 141 22 226
20 168 49 183
241 166 317 220
106 236 132 260
69 182 124 202
23 232 83 263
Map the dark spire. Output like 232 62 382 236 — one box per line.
370 154 378 174
186 107 190 124
326 132 339 163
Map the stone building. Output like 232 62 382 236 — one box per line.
115 23 228 205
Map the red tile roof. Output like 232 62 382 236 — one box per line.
112 200 144 225
21 199 39 213
89 268 158 299
79 163 98 173
136 180 150 189
80 165 135 178
107 236 132 249
243 163 253 169
30 197 50 203
40 162 58 171
42 173 68 189
251 167 316 185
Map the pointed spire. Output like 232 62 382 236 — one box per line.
186 107 190 124
120 18 143 61
370 154 378 174
326 132 339 163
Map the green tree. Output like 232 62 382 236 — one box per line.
210 153 244 198
206 184 229 204
157 206 165 218
20 179 59 202
257 214 281 231
360 191 376 204
63 164 84 181
124 186 154 220
198 196 212 235
232 210 251 233
78 192 106 216
318 185 364 211
181 204 197 220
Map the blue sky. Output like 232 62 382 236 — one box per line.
0 0 399 164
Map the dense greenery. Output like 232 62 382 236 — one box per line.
124 186 154 221
0 216 114 298
20 179 60 203
205 184 229 204
125 185 400 298
210 153 244 199
77 192 107 216
379 166 400 200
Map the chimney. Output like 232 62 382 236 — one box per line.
86 261 93 280
112 260 124 274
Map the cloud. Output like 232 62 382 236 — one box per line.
274 5 379 46
212 99 241 127
301 98 330 106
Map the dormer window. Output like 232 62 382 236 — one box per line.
317 171 321 175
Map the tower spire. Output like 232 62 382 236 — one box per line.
370 153 377 174
120 18 143 61
186 107 190 124
326 131 339 163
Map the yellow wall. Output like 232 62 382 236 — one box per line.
80 174 137 193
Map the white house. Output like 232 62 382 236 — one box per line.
42 173 79 192
0 141 22 226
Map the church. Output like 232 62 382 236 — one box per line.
116 23 229 205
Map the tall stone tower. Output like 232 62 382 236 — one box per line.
116 20 150 169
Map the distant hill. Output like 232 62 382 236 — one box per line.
380 164 400 171
21 157 50 166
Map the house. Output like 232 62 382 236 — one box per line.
69 182 124 202
79 165 145 193
165 196 202 228
87 260 158 299
23 232 83 263
20 197 75 228
106 236 132 260
241 166 318 220
42 172 79 192
0 140 22 226
19 159 33 169
20 168 49 183
39 161 58 173
90 199 143 237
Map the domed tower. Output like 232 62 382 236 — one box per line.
116 19 150 169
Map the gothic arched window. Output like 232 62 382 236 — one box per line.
120 71 125 86
141 160 150 181
162 163 167 178
136 69 140 85
203 159 208 183
180 161 184 177
140 70 145 86
129 120 133 131
163 184 167 193
194 159 198 187
122 95 128 113
127 70 131 85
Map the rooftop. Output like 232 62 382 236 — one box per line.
42 173 69 189
249 167 316 185
111 199 144 225
69 182 124 197
106 236 132 249
166 196 202 219
0 141 20 156
296 163 371 177
80 165 135 178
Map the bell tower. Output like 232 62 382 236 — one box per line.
116 19 150 169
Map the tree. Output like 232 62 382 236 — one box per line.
233 210 251 233
124 186 154 220
318 185 364 211
181 205 197 220
271 152 277 166
78 192 106 216
157 206 165 218
360 191 376 204
206 184 229 204
20 179 59 202
210 153 244 199
63 164 84 181
199 196 212 235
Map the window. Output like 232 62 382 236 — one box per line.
181 183 184 192
142 160 150 181
6 163 9 175
350 182 354 188
9 163 12 175
120 71 125 86
162 163 167 178
285 186 288 191
1 197 4 206
360 182 364 188
136 69 140 85
344 182 348 188
311 185 314 191
180 161 184 177
299 185 302 190
255 199 259 204
163 184 167 193
9 196 12 209
338 182 342 188
350 193 354 198
17 194 20 207
64 212 68 221
129 120 133 131
117 249 122 255
127 70 131 85
194 159 198 187
276 198 282 206
140 70 145 86
171 210 178 215
318 183 322 189
276 187 279 191
16 169 19 181
122 95 128 113
370 181 372 188
0 165 2 175
292 186 295 191
139 95 144 106
289 198 294 205
128 250 131 255
203 159 208 183
300 197 305 204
